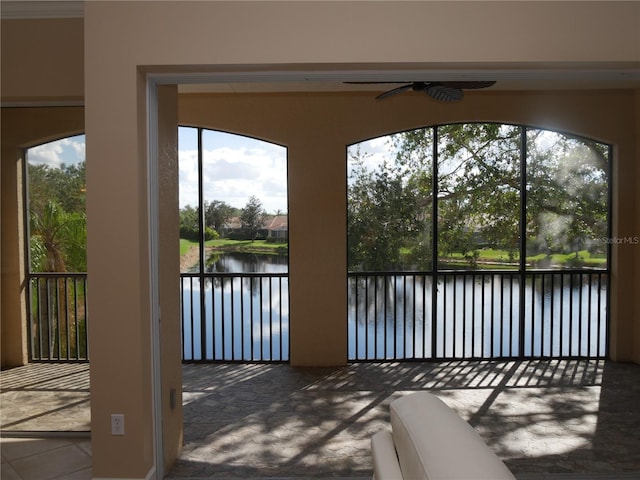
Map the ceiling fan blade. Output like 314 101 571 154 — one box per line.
440 81 496 90
426 84 464 102
375 84 414 100
344 80 495 100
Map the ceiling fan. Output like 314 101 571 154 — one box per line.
347 81 496 102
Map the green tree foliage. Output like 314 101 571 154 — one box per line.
28 162 86 214
179 204 219 241
347 124 608 271
205 200 236 232
526 131 609 263
28 162 87 272
30 201 87 272
240 196 266 241
435 124 521 264
348 147 423 271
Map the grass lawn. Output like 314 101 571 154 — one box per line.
445 248 606 267
180 238 196 256
180 238 288 255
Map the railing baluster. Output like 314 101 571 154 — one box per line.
472 274 477 357
240 277 245 360
279 277 283 361
579 273 584 356
509 274 515 357
481 273 486 358
354 276 359 360
412 274 416 359
36 277 43 360
442 275 447 358
83 276 89 359
550 274 555 356
540 275 551 357
490 275 495 358
498 274 503 357
269 278 273 361
46 278 52 360
74 277 80 358
374 275 379 359
597 273 602 356
560 274 565 356
453 274 457 358
180 277 185 360
258 277 262 361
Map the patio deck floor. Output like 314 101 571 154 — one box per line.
2 360 640 479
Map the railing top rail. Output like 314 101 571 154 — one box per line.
180 272 288 278
348 268 608 276
28 272 88 278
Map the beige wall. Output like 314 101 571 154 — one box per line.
0 1 637 478
0 18 84 103
157 85 184 470
636 90 640 364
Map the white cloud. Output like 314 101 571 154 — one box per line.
179 135 288 213
27 135 85 169
347 134 395 177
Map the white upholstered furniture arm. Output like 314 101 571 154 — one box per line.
371 431 403 480
371 392 515 480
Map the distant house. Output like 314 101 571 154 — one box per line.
221 215 288 241
265 215 288 241
220 216 243 237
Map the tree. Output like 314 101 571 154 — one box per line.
526 131 608 261
179 205 199 229
28 162 87 273
347 124 608 271
433 124 520 264
240 196 265 241
28 162 86 216
205 200 234 232
348 149 420 271
30 200 86 273
179 205 200 241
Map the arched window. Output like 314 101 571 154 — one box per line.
178 127 289 361
26 134 86 273
347 124 610 360
24 134 87 361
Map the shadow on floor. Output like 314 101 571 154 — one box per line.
0 363 90 433
170 360 640 479
2 360 640 479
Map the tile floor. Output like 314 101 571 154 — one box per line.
1 436 92 480
2 360 640 479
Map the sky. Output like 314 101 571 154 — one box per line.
26 129 395 215
27 134 86 168
178 127 288 213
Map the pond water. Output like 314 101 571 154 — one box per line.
205 251 288 274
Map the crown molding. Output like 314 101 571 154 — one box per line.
1 1 83 19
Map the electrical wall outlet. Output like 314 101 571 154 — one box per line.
111 414 125 435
